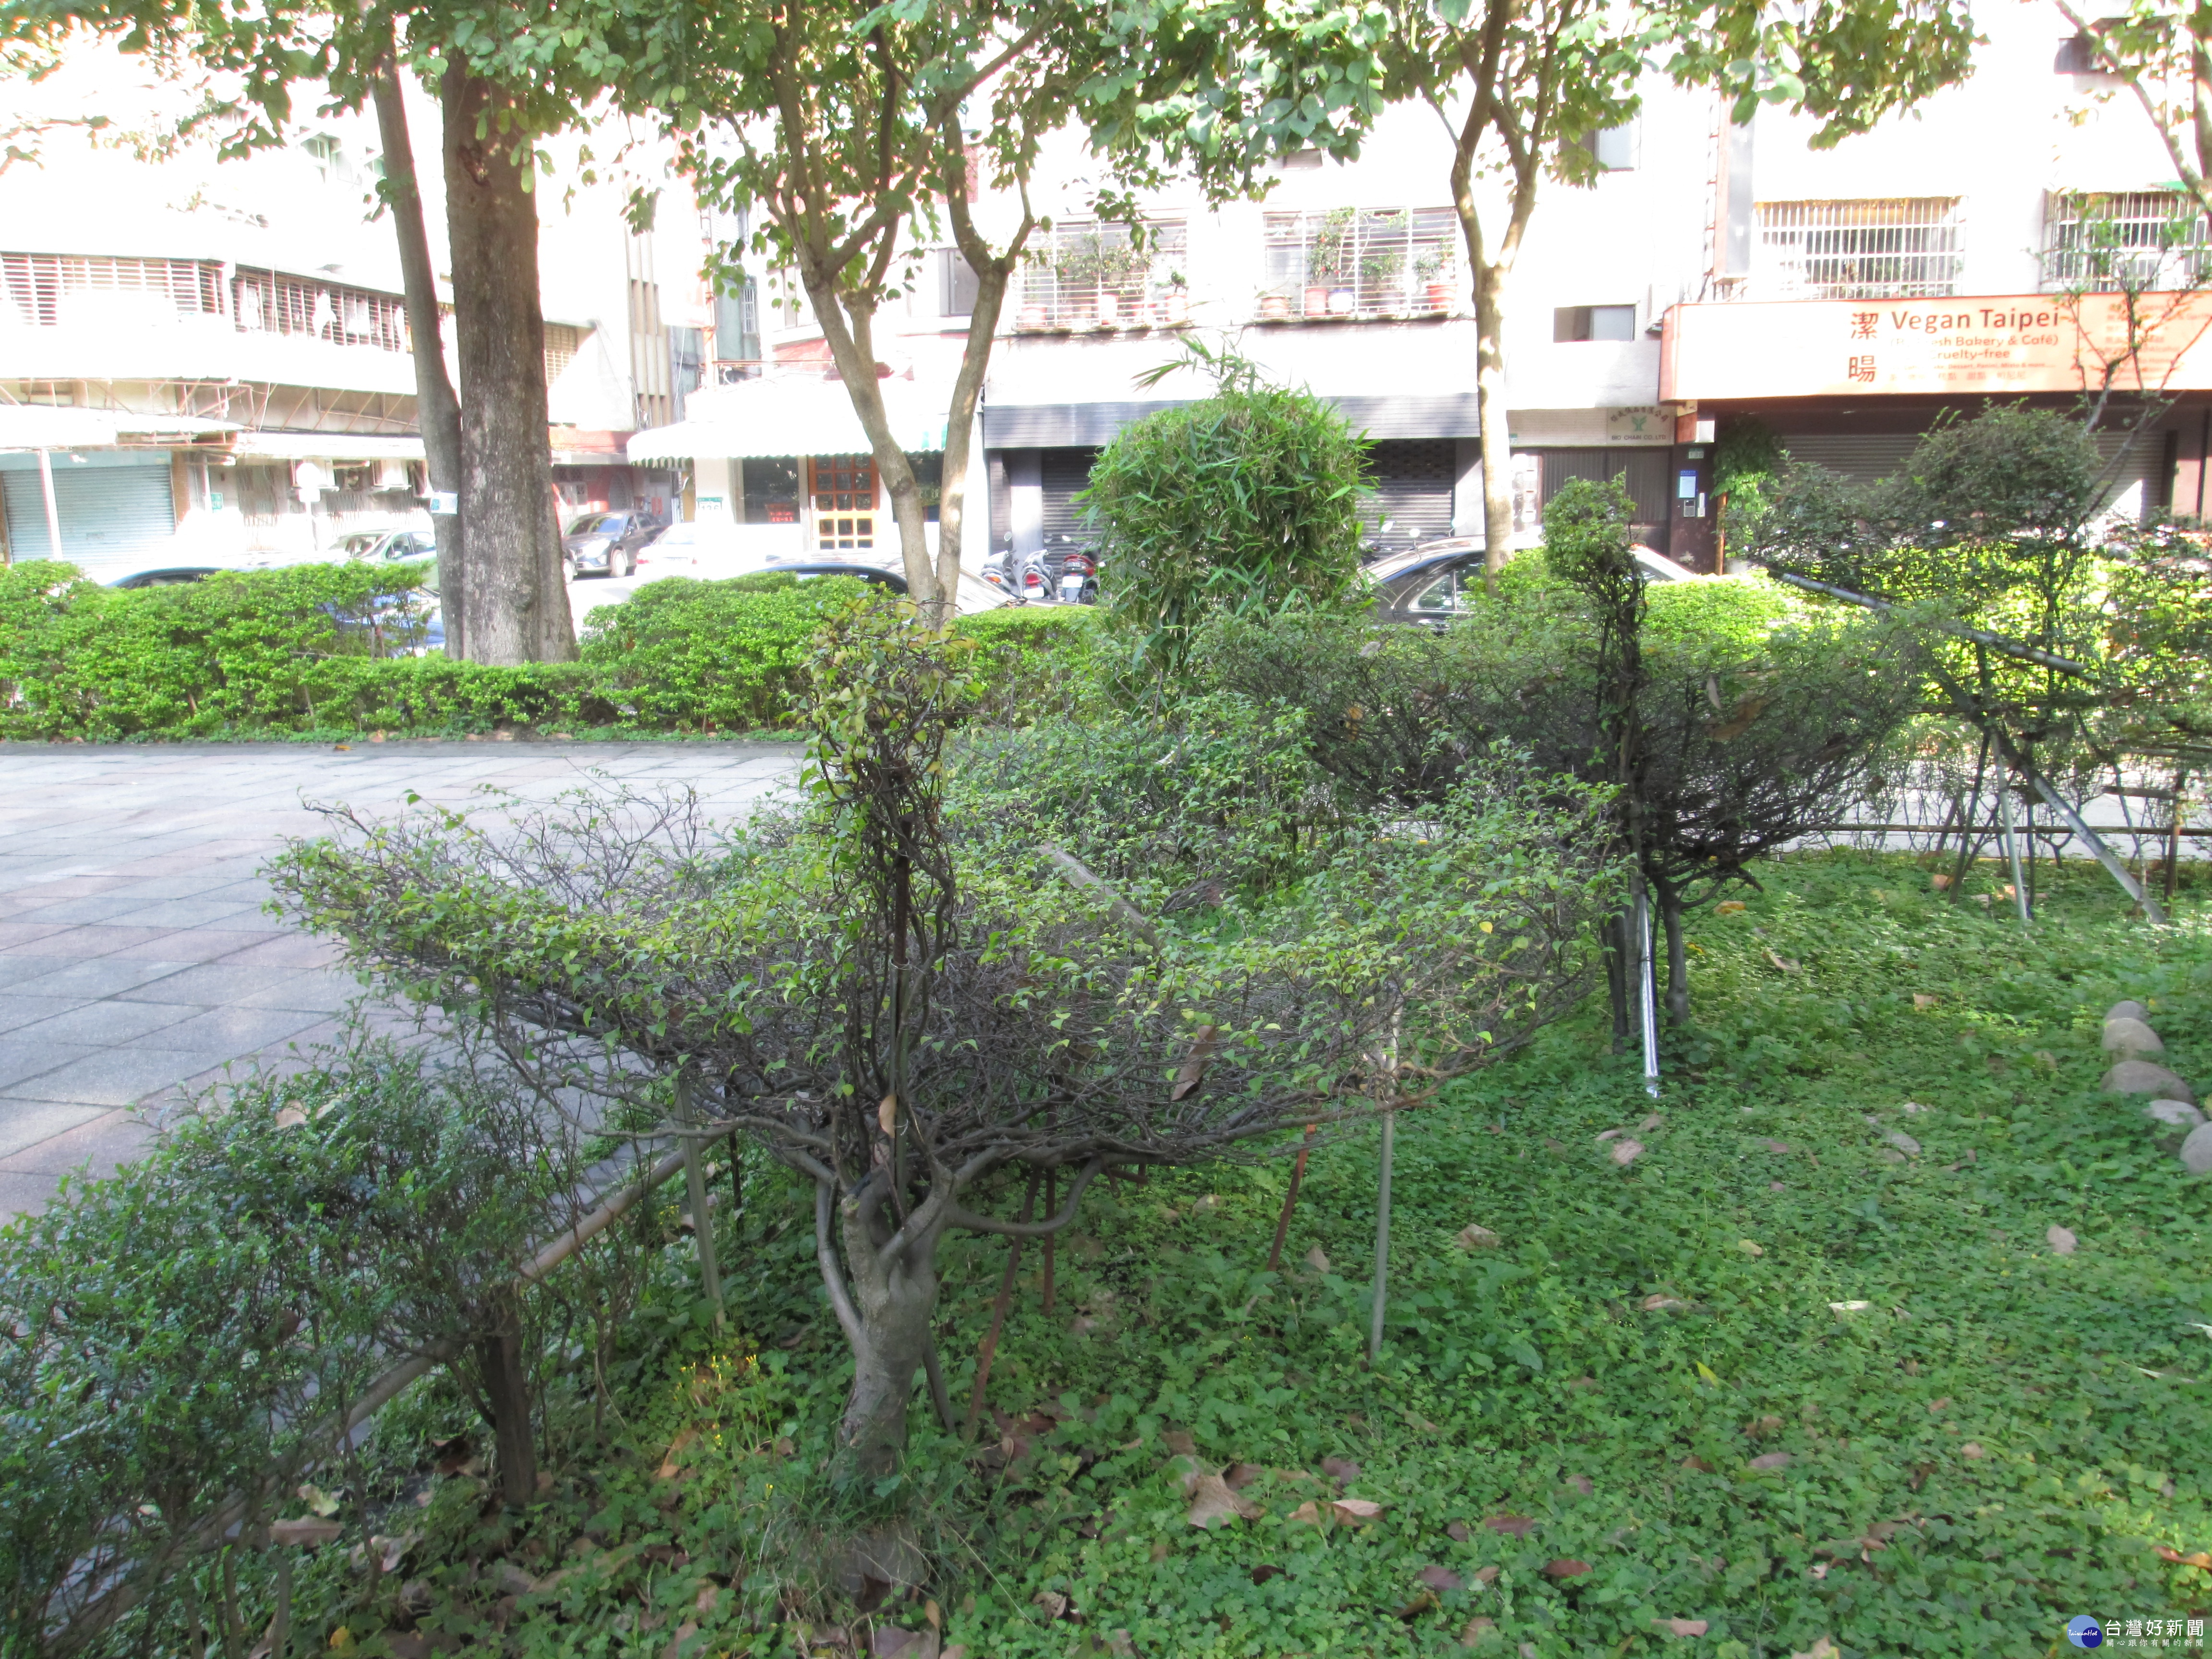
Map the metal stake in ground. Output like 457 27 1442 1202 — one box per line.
1266 1124 1318 1272
1998 774 2031 926
1633 873 1660 1097
963 1170 1041 1440
675 1071 725 1324
1369 1012 1401 1366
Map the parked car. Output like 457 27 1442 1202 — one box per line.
562 511 666 579
765 560 1017 616
1368 537 1699 625
336 528 437 564
109 566 221 589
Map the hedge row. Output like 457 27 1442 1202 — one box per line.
0 561 1096 740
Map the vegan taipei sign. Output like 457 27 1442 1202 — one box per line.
1660 292 2212 401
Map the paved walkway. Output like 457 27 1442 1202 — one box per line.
0 741 803 1217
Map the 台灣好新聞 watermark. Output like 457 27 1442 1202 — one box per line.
2068 1615 2207 1649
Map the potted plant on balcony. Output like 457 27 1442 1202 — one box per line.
1155 270 1190 325
1415 246 1454 312
1307 207 1355 316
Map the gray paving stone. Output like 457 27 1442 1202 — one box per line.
12 895 158 924
0 924 178 961
103 928 284 962
0 1036 100 1090
11 1046 241 1107
111 962 305 1005
10 958 196 999
111 898 271 930
0 1099 110 1160
0 994 86 1036
14 1000 204 1046
125 1006 325 1053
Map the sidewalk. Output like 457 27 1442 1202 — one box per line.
0 741 803 1218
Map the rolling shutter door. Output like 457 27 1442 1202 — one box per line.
1533 447 1671 530
1776 434 1919 483
3 463 176 570
1364 439 1456 551
1040 446 1100 549
2094 427 2163 521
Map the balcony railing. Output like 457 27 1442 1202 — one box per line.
1015 220 1190 330
1260 207 1460 319
2041 191 2212 291
0 251 412 353
1750 198 1963 300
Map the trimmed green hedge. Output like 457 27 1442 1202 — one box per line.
0 561 1099 740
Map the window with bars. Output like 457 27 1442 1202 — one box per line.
1017 220 1188 329
2041 192 2212 290
811 455 876 551
544 322 585 386
1261 207 1459 318
231 268 409 351
0 253 223 329
1753 199 1964 299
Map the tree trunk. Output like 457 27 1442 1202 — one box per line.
932 259 1012 627
1473 253 1515 585
441 68 574 666
476 1301 538 1506
836 1201 944 1476
1603 908 1631 1052
370 45 464 655
1657 880 1689 1026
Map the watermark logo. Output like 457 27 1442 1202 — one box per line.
2070 1618 2105 1649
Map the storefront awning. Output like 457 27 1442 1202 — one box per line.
227 432 425 461
627 376 950 461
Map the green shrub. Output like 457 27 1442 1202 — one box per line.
1082 346 1371 689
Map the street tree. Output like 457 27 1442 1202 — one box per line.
0 0 579 663
274 601 1614 1470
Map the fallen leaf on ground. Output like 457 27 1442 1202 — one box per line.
1961 1442 1986 1458
1250 1563 1285 1584
1445 1520 1471 1542
274 1106 309 1130
1762 1138 1791 1154
1562 1474 1593 1495
1418 1565 1465 1592
1611 1139 1646 1166
1485 1515 1537 1537
1161 1430 1196 1455
1748 1452 1791 1471
1765 949 1800 973
1187 1471 1261 1527
1828 1300 1872 1313
1595 1128 1624 1142
1714 901 1746 914
1459 1617 1497 1643
656 1428 697 1479
1747 1415 1784 1437
2047 1225 2078 1255
1225 1463 1265 1490
2154 1546 2212 1569
1455 1223 1501 1249
1639 1113 1663 1130
1913 991 1938 1007
1471 1565 1499 1585
1321 1455 1362 1483
1303 1246 1332 1274
1640 1293 1685 1311
1033 1590 1069 1619
1738 1240 1765 1257
1331 1498 1382 1525
1680 1456 1713 1472
1928 1397 1950 1412
1542 1558 1591 1579
1792 1640 1839 1659
1900 1100 1932 1113
1655 1619 1709 1638
1170 1026 1220 1101
1289 1501 1322 1525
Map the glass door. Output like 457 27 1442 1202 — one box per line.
809 454 877 551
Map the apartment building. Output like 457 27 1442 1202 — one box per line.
0 56 710 581
638 0 2210 574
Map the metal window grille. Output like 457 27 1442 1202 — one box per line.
230 267 409 351
1753 199 1963 299
0 253 223 328
544 323 584 385
1261 207 1459 318
1019 220 1188 328
2041 192 2212 290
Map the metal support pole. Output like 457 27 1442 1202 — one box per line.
1368 1106 1394 1365
36 448 60 560
1634 874 1660 1097
1998 775 2031 926
675 1073 724 1323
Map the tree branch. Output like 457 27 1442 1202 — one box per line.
947 1159 1103 1237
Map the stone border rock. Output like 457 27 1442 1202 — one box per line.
2102 1000 2206 1170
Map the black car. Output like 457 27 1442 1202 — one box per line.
770 562 909 591
1367 537 1700 625
109 567 222 589
562 511 666 579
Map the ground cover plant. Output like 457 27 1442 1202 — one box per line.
50 846 2206 1658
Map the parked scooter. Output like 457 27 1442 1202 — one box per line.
1019 548 1056 604
1058 550 1098 605
979 541 1024 601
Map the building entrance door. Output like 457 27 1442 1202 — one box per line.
809 454 877 552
